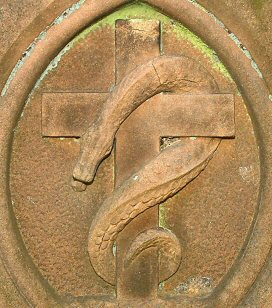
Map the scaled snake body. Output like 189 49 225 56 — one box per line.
73 56 220 285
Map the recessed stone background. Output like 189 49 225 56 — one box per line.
1 1 272 306
1 0 272 91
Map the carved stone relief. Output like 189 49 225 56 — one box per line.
0 1 271 307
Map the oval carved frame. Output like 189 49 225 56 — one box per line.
0 0 272 306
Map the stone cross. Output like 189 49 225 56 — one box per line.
42 20 234 301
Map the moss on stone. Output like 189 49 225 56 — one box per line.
159 204 167 228
71 1 231 79
250 0 266 11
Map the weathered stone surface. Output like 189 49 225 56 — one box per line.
0 1 271 307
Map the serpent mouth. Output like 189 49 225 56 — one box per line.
72 161 97 192
73 147 107 183
73 141 113 184
72 119 115 184
73 161 96 184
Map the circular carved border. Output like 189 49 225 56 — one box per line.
0 0 271 306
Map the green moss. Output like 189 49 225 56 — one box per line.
159 204 168 228
250 0 266 11
34 1 232 94
71 1 231 79
168 23 231 79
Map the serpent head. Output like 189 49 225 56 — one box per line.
73 123 114 184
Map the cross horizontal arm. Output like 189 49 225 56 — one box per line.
42 92 109 137
42 92 234 138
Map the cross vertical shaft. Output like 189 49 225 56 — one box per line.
115 19 161 302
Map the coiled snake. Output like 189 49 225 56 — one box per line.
72 56 220 285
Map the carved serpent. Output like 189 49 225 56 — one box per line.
73 56 220 285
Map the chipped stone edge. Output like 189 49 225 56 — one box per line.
1 0 86 97
1 0 266 100
188 0 263 79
